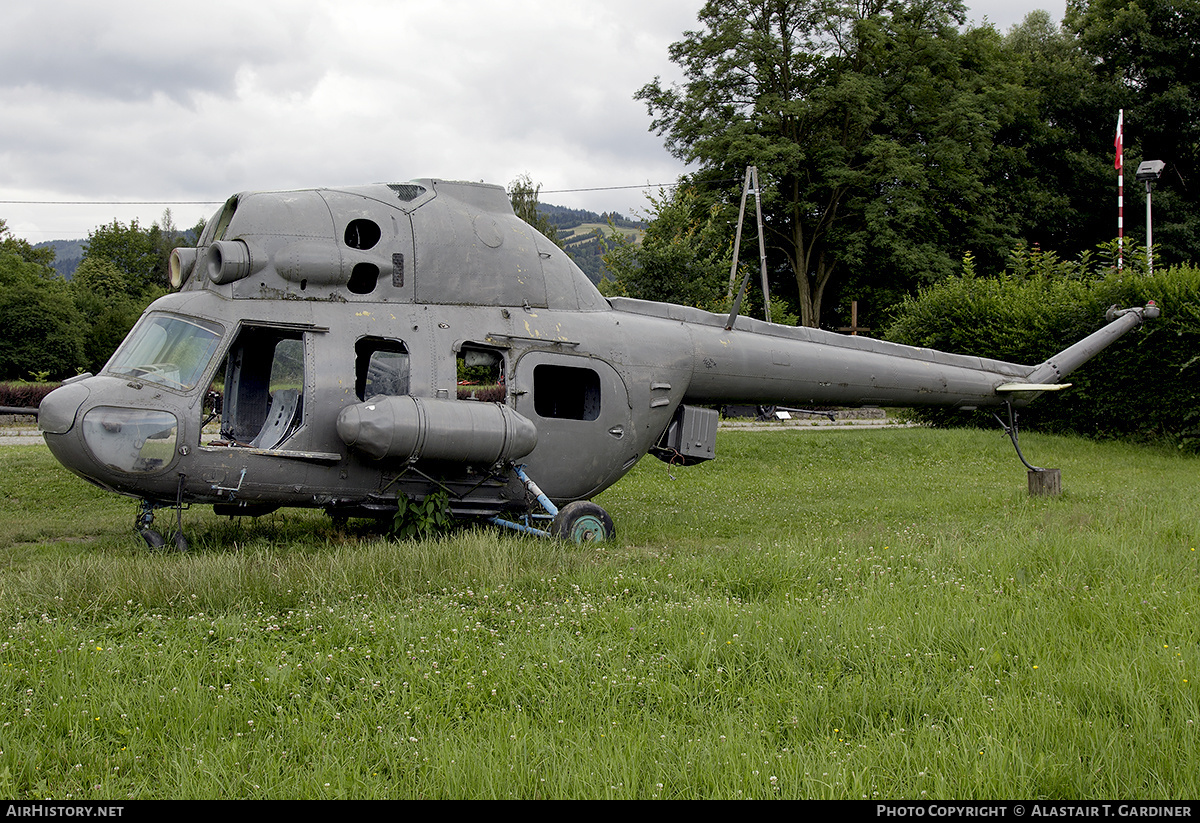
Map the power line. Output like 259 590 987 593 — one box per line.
540 182 681 194
4 176 757 205
2 183 691 205
541 178 742 195
0 200 221 205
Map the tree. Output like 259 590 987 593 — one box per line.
70 256 144 373
0 218 56 270
600 186 733 310
637 0 1030 328
984 11 1123 259
0 220 85 379
507 174 561 247
83 218 166 294
1066 0 1200 267
0 250 85 380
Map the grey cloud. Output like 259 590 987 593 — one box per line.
0 1 329 104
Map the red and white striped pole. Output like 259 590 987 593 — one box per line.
1115 110 1124 269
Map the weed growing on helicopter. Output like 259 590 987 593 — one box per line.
390 489 454 540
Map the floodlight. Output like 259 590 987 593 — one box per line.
1136 160 1166 182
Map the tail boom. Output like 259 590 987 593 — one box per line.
608 297 1159 410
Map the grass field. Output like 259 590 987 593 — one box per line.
1 427 1197 799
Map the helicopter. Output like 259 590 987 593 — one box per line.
38 178 1159 548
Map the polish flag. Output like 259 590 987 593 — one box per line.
1115 111 1123 170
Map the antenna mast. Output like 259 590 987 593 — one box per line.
725 166 771 329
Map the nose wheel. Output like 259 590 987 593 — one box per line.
138 527 188 552
135 483 189 551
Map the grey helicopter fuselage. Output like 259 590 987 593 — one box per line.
38 178 1157 537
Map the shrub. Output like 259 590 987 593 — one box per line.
884 259 1200 452
0 381 59 411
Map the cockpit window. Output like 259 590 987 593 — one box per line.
106 314 224 391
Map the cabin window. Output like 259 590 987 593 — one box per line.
344 219 382 250
533 364 600 421
210 327 306 449
348 262 380 294
456 346 505 402
356 338 410 400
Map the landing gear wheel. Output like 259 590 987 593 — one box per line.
140 529 166 549
551 501 615 544
135 494 188 551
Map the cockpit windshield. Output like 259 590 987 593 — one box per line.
106 314 225 391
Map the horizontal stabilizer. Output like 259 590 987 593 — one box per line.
996 382 1072 392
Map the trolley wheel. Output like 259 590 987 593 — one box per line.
550 501 615 543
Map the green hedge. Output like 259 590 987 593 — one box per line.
883 264 1200 452
0 381 58 411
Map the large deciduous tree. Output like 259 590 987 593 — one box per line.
986 11 1123 258
83 217 174 295
0 219 85 380
70 256 144 374
72 212 188 370
637 0 1029 328
1066 0 1200 267
0 253 85 381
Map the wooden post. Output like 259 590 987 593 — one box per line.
1028 468 1061 496
837 301 872 336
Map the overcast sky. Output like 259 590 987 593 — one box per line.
2 0 1067 243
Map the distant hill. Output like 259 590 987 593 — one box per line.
29 202 643 285
538 203 643 233
539 204 644 284
35 238 86 280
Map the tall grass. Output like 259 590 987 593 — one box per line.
1 427 1197 799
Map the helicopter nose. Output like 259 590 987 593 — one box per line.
39 380 91 435
39 378 182 483
38 379 95 473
